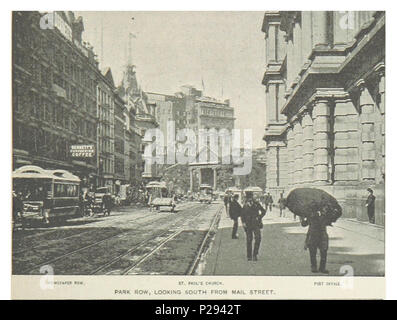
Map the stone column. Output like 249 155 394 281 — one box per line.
293 119 303 185
334 97 360 182
278 83 287 123
301 11 313 61
267 82 278 122
286 126 295 187
267 23 277 61
378 67 385 180
312 11 329 47
293 16 302 77
213 167 217 190
286 34 294 90
313 99 331 184
302 110 314 184
358 81 376 181
375 63 385 181
266 143 277 190
198 168 202 186
278 144 289 188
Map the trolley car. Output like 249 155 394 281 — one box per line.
199 184 213 204
146 181 176 212
12 165 81 225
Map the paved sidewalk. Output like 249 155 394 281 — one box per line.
202 207 384 276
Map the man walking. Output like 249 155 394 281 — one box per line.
229 194 242 239
366 188 376 224
264 192 273 212
300 207 330 274
224 192 230 216
278 192 286 217
241 192 266 261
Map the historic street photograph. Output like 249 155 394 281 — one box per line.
12 11 385 278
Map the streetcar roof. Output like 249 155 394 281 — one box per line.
226 187 242 192
12 165 80 183
243 186 263 192
146 181 167 189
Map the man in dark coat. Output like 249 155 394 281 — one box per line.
241 192 266 261
300 208 331 274
229 194 242 239
366 188 376 224
224 192 230 215
278 192 287 217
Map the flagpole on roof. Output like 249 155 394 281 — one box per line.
200 47 204 96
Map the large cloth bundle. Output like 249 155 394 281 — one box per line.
286 188 342 222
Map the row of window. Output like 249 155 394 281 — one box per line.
99 137 114 154
13 90 96 140
115 157 125 175
99 157 114 175
53 74 96 113
201 108 233 118
54 183 79 198
115 138 125 154
97 87 114 109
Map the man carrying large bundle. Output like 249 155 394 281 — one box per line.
286 188 342 274
300 207 330 274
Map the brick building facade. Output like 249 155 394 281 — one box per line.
12 11 99 186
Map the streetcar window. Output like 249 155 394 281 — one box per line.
54 184 78 197
13 178 51 200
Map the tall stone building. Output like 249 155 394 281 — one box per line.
261 11 385 224
175 86 235 191
146 92 178 147
142 86 235 191
97 68 116 190
12 11 99 187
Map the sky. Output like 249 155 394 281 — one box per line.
77 11 267 148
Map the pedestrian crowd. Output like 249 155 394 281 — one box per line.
223 188 377 274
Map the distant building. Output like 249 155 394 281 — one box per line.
146 92 177 145
118 65 159 182
114 93 127 189
145 86 235 191
261 11 385 224
96 68 116 190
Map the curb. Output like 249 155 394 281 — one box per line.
344 218 385 229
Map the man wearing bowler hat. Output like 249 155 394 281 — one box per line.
229 194 242 239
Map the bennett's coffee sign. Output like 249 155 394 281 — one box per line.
70 144 95 158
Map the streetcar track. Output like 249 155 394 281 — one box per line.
103 204 221 276
13 229 94 255
21 231 127 274
13 229 59 241
121 230 183 275
13 205 176 258
19 203 210 275
89 230 171 275
187 205 223 275
92 203 210 275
